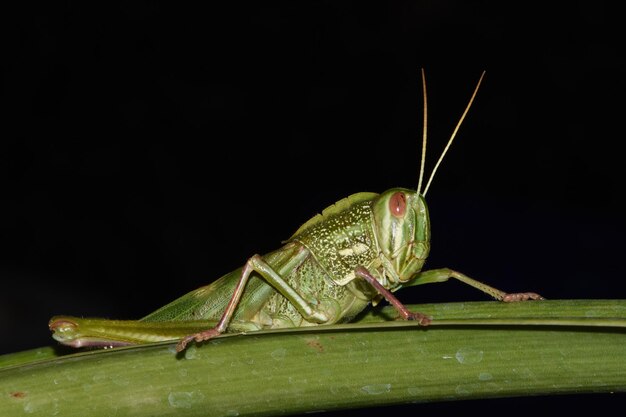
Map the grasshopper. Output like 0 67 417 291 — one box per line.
49 71 543 353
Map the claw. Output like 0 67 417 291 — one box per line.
406 312 432 325
502 292 545 302
175 335 194 352
176 328 223 352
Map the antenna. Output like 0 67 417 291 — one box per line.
416 68 428 195
422 71 486 197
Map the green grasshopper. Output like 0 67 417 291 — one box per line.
49 71 543 353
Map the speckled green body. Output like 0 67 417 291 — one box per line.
50 189 432 347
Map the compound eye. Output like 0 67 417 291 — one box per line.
389 192 407 218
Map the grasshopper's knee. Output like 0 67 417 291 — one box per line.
304 310 330 324
297 298 336 324
247 254 264 266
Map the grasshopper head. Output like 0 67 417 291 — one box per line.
372 188 430 284
368 70 484 286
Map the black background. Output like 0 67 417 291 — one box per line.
2 1 625 415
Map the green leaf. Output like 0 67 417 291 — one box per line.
1 300 625 416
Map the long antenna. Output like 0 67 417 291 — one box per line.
422 70 486 197
416 68 428 195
